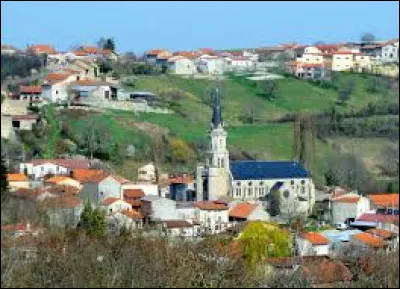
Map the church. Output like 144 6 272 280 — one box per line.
195 88 316 217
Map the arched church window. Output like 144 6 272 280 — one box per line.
301 180 305 185
291 180 295 185
237 182 241 186
248 182 252 186
260 181 264 186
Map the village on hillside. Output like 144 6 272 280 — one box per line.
1 36 399 287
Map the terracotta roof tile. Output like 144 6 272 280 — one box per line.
1 222 26 231
365 228 394 239
353 233 385 248
301 232 330 245
169 175 194 184
331 196 360 204
19 85 42 94
102 197 121 206
46 184 81 195
11 114 38 121
29 44 57 54
126 199 141 207
46 176 75 184
124 189 145 199
72 169 103 182
368 194 399 208
44 73 72 84
31 159 90 170
163 220 193 228
357 213 399 225
229 203 257 219
194 201 228 211
7 173 28 182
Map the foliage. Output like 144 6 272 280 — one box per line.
337 79 355 105
268 188 281 216
97 37 116 51
79 201 106 237
259 80 279 100
360 32 376 42
239 221 291 269
42 105 61 159
168 138 196 164
1 53 44 81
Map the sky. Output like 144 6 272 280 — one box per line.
1 1 399 54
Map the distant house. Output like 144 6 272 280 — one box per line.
20 159 91 180
79 171 129 206
140 195 180 222
123 188 145 210
161 220 199 237
45 176 81 189
42 196 84 228
194 201 229 234
100 198 132 214
18 85 42 103
296 232 330 256
137 163 156 182
228 202 270 222
1 44 19 55
145 49 171 63
196 56 225 75
6 173 29 190
10 114 38 132
106 210 144 234
368 194 399 211
68 79 118 102
351 232 387 251
169 175 195 202
330 193 370 224
27 44 57 55
122 182 160 197
381 39 399 63
167 56 196 75
41 72 77 103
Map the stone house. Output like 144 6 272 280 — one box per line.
194 201 229 234
296 232 330 256
140 195 180 222
330 193 370 224
228 202 270 222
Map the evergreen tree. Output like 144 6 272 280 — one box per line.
268 188 281 217
80 201 106 237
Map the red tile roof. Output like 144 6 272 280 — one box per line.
102 197 121 206
7 173 28 182
1 222 27 231
11 115 38 121
29 44 57 54
357 213 399 225
31 159 91 170
146 49 166 56
124 189 145 199
301 232 330 245
229 203 257 219
12 187 42 197
302 259 353 284
46 176 75 184
163 220 193 229
73 51 88 56
126 199 141 207
20 85 42 94
46 184 80 195
352 233 385 248
169 175 194 185
194 201 228 211
331 196 360 204
71 169 103 182
365 228 394 240
368 194 399 208
44 73 72 84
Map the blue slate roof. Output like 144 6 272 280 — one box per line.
230 161 311 180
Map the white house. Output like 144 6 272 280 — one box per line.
121 182 160 197
194 201 229 234
41 72 78 103
196 56 225 75
330 192 370 224
161 220 200 237
296 232 330 256
20 159 91 180
381 40 399 63
228 202 270 222
140 195 180 222
100 198 133 214
45 176 82 189
167 56 196 75
297 46 324 64
137 163 156 182
106 210 144 235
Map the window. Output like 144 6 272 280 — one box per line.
248 182 252 186
237 182 241 186
248 188 253 196
291 180 294 185
260 181 264 186
283 190 290 199
301 180 305 185
56 90 58 95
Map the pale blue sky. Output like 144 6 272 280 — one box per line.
1 1 399 54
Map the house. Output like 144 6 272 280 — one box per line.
137 162 156 182
296 232 330 256
169 175 195 201
296 46 324 64
145 49 171 63
140 195 180 222
6 173 30 190
20 159 91 180
331 51 355 71
79 171 129 206
71 169 103 182
381 39 399 63
121 182 160 197
330 192 370 224
42 196 84 228
100 198 132 214
1 222 44 238
289 62 326 80
27 44 57 55
319 229 363 257
228 202 270 222
123 188 144 210
167 56 197 75
351 232 387 251
224 56 255 72
44 176 81 189
1 44 18 55
106 210 144 235
69 59 100 79
18 85 42 103
194 201 229 234
365 228 399 250
41 72 77 103
161 220 199 237
68 79 118 103
355 212 399 233
196 56 225 75
368 194 399 210
10 114 38 131
353 54 372 72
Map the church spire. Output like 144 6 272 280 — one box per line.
211 88 223 128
